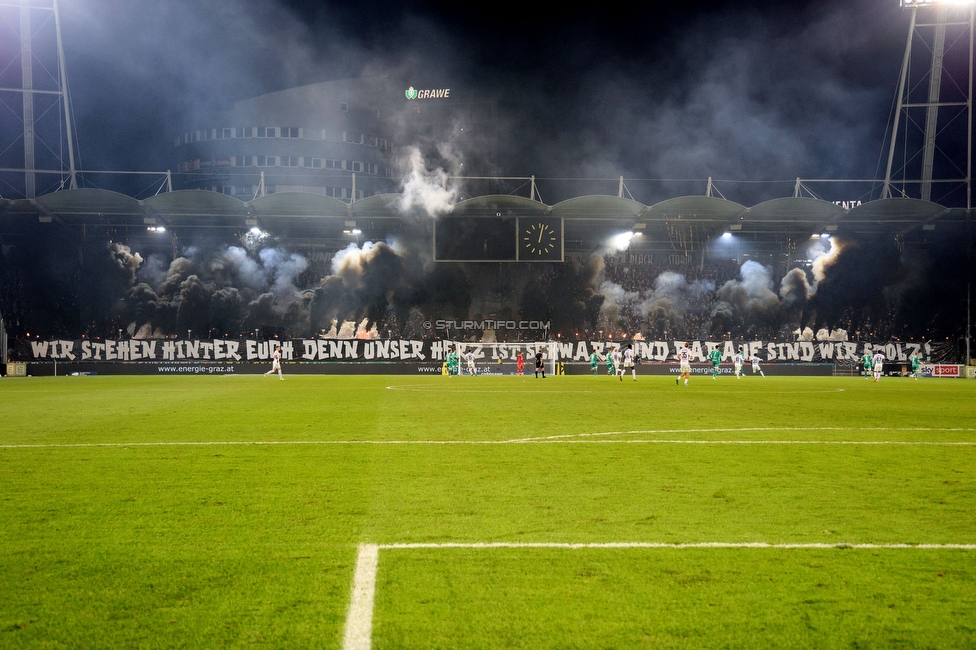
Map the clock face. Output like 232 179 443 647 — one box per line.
522 220 560 259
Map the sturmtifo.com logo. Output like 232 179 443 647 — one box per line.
405 86 450 100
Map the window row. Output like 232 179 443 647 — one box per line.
178 157 392 176
176 128 391 151
210 184 367 201
234 156 380 174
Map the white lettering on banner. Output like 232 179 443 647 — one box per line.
746 341 762 359
16 338 956 366
842 342 857 360
58 340 76 360
799 342 815 362
722 341 735 360
199 342 214 359
30 341 49 358
653 341 669 361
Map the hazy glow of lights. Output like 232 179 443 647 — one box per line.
249 227 262 235
821 233 830 240
607 232 635 250
902 0 976 6
147 226 165 233
721 232 732 239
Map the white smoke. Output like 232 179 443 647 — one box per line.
398 146 460 217
808 236 842 293
716 260 780 312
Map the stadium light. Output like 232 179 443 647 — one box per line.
147 226 165 233
607 232 635 251
721 232 732 239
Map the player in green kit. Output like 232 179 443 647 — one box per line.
606 348 617 376
447 349 459 376
708 347 722 380
860 352 873 379
910 352 921 380
590 351 601 376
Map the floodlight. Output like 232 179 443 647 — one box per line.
721 232 732 239
249 227 262 235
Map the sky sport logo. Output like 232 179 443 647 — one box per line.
405 86 450 99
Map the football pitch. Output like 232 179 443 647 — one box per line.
1 373 974 648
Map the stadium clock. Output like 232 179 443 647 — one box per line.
520 219 563 261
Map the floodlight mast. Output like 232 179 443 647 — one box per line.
1 0 78 198
884 1 975 209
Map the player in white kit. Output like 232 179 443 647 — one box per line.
750 354 765 377
676 343 692 386
872 351 885 382
465 349 476 375
619 345 636 381
265 344 283 380
733 350 744 378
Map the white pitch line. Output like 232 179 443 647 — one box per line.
342 540 975 648
377 541 976 550
343 544 379 650
509 426 976 443
3 426 976 450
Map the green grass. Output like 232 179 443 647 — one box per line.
1 374 975 648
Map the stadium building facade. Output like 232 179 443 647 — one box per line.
172 78 497 201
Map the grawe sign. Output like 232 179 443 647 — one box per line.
404 87 450 99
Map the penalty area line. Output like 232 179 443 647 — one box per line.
342 541 975 649
343 544 379 650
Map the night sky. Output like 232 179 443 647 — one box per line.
59 0 910 190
